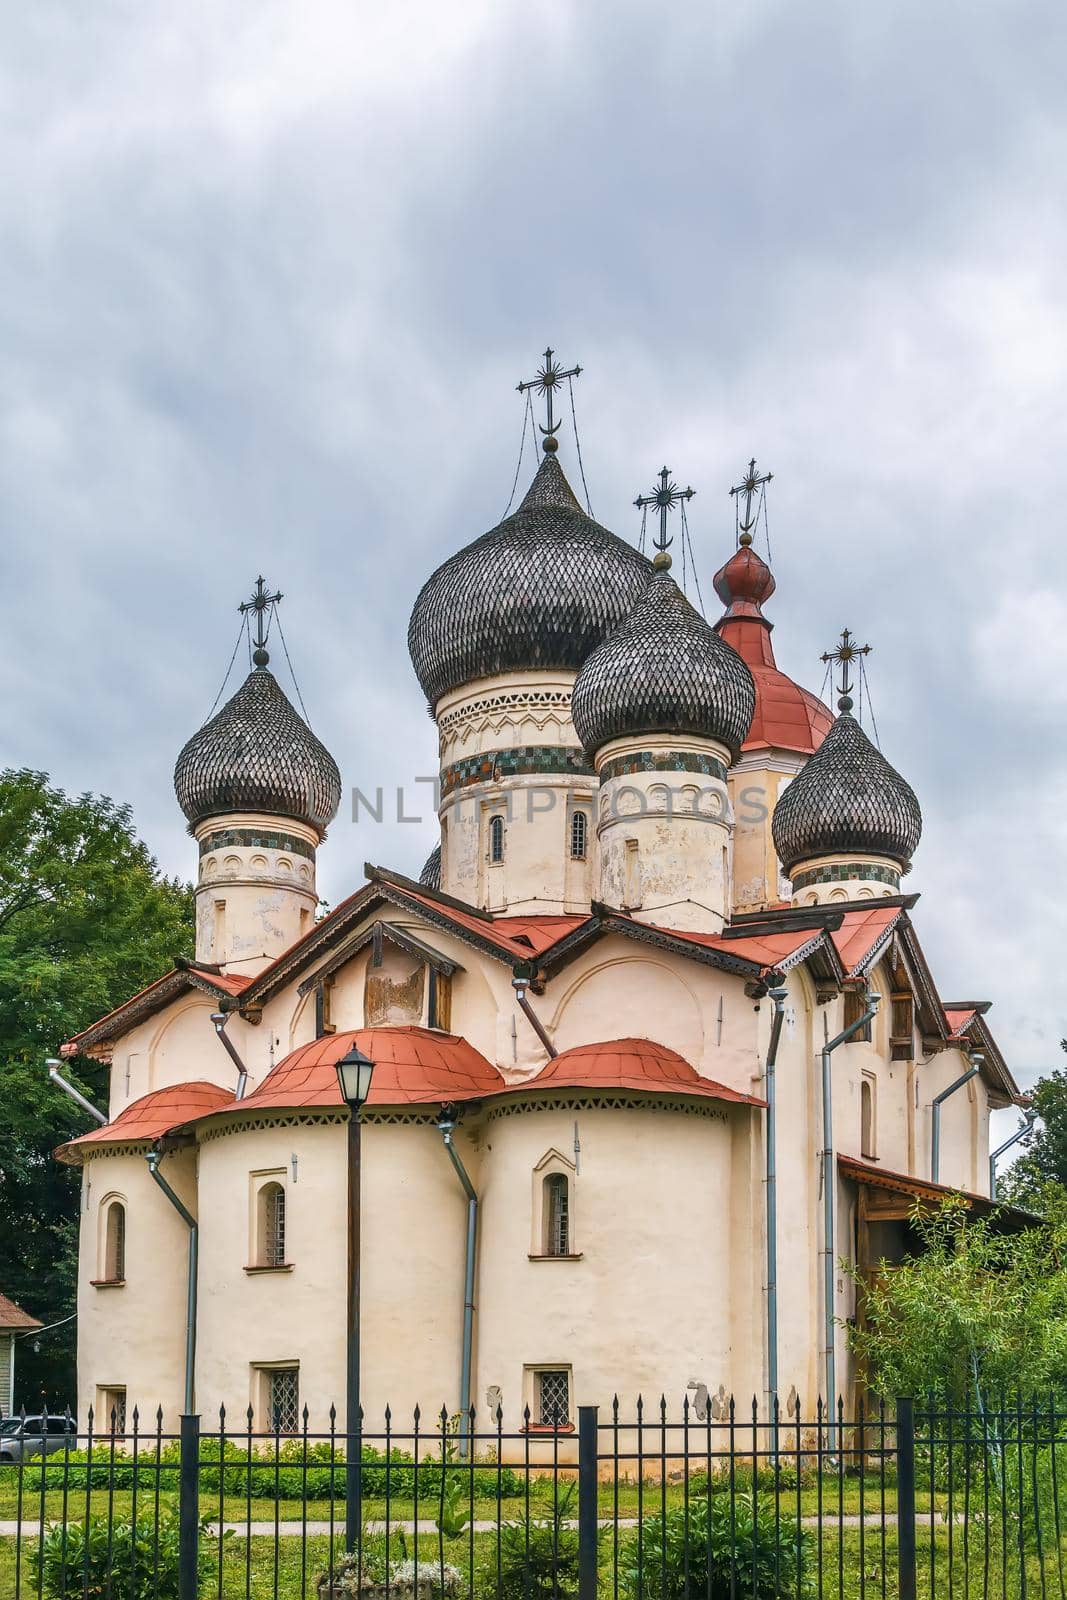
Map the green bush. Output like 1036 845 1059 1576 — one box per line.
620 1493 812 1600
479 1482 580 1600
30 1511 214 1600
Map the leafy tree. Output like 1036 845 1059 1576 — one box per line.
0 769 193 1407
845 1194 1067 1404
997 1046 1067 1207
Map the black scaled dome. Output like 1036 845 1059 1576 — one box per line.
408 454 652 707
771 710 921 872
571 568 756 756
174 667 341 837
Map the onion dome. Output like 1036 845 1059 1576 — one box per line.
419 842 442 888
174 666 341 837
571 568 755 756
771 704 922 873
408 455 652 707
713 545 832 755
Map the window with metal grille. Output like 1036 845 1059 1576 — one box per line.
570 811 588 860
260 1183 286 1266
489 814 505 864
537 1370 570 1426
268 1368 300 1435
543 1173 570 1255
104 1202 126 1281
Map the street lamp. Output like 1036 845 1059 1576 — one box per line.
335 1045 375 1553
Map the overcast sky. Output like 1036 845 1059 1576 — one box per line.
3 2 1065 1123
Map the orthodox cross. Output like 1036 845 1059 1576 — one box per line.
516 347 582 451
821 628 871 711
240 575 283 667
634 467 695 565
729 457 773 545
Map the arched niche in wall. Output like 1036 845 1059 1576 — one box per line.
148 998 222 1094
548 956 705 1062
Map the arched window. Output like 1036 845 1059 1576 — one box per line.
489 814 505 864
861 1077 876 1159
258 1183 287 1267
570 811 588 860
543 1173 570 1256
104 1200 126 1282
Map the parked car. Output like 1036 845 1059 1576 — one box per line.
0 1414 77 1462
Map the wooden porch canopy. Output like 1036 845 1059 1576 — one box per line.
839 1154 1037 1234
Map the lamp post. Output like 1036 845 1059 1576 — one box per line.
335 1044 375 1553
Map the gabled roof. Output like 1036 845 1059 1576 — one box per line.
60 966 251 1059
506 1038 766 1106
839 1154 1037 1230
57 1081 236 1164
0 1291 41 1331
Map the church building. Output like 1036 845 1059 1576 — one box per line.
55 355 1023 1441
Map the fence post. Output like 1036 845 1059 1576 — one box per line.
577 1405 599 1600
178 1413 201 1600
896 1397 917 1600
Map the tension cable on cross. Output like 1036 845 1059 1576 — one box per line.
729 457 773 551
516 347 582 456
634 467 695 573
820 628 872 717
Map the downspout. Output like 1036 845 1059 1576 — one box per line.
145 1149 197 1414
210 1012 248 1100
763 987 788 1410
990 1111 1036 1199
931 1054 983 1185
512 975 557 1058
46 1060 107 1125
821 990 880 1451
436 1106 478 1458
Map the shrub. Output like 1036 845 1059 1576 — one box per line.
30 1511 215 1600
479 1482 580 1600
620 1493 812 1600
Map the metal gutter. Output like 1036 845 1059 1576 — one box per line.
435 1108 478 1458
145 1149 197 1414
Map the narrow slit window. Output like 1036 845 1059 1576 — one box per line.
570 811 588 860
259 1183 286 1267
543 1173 570 1256
861 1077 876 1159
104 1201 126 1282
489 814 505 864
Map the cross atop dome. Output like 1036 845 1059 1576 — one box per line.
634 467 695 570
820 627 872 713
516 347 582 454
729 457 773 547
239 576 283 669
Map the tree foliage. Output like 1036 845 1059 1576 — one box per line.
845 1194 1067 1404
0 769 193 1406
997 1048 1067 1208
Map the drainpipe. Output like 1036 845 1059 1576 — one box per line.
47 1060 107 1125
990 1110 1037 1200
821 989 880 1451
145 1149 197 1414
763 987 788 1411
436 1106 478 1458
210 1012 248 1100
512 975 557 1058
931 1054 983 1185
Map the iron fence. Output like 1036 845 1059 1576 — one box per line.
1 1393 1065 1598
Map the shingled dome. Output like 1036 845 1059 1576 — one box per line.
571 570 756 757
771 710 922 873
174 667 341 836
407 455 652 707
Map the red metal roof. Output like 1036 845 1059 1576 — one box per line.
235 1026 506 1111
512 1038 766 1106
58 1081 236 1162
944 1006 980 1039
712 544 832 756
61 967 252 1056
0 1291 41 1331
662 922 824 972
830 904 903 977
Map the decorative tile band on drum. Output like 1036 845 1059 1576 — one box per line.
199 827 316 861
599 750 728 784
441 745 595 797
791 861 900 891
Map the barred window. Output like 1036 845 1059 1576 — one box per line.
259 1183 286 1267
570 811 588 860
268 1368 300 1435
537 1370 570 1427
489 814 505 864
104 1201 126 1282
543 1173 570 1256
